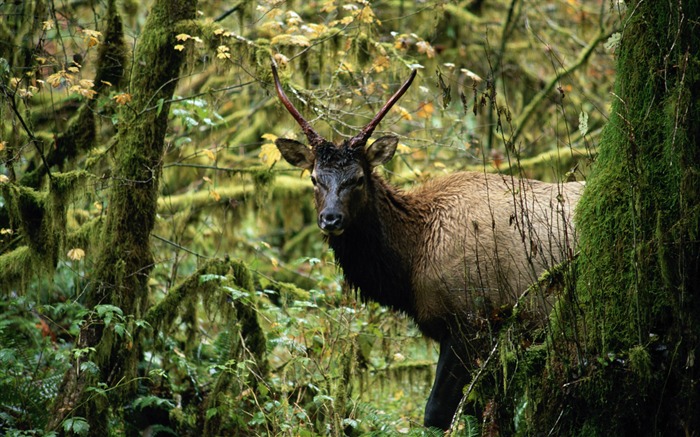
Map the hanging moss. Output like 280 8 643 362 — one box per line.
0 246 33 292
3 184 48 257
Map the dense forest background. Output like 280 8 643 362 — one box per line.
1 0 698 436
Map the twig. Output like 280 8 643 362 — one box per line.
152 233 208 258
446 341 500 435
1 84 54 182
511 29 611 145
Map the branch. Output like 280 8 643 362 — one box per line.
511 29 611 145
446 341 500 435
0 84 53 182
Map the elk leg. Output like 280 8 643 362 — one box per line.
423 335 471 430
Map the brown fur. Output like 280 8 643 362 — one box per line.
329 169 582 340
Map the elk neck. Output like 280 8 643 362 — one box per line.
326 173 426 318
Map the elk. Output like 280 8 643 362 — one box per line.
271 64 582 430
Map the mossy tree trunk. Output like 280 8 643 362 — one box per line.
48 0 198 434
536 1 700 434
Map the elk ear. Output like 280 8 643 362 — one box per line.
366 136 398 167
276 138 314 170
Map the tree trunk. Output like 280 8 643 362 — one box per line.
48 0 198 434
536 1 700 434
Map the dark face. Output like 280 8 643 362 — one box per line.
311 154 367 235
275 135 399 236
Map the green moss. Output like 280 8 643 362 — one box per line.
627 345 652 381
94 0 127 93
353 32 372 67
0 246 33 292
522 0 700 434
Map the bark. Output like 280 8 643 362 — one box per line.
47 0 198 434
518 1 700 435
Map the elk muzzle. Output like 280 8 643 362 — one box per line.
318 208 344 235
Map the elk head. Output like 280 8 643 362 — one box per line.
271 64 417 235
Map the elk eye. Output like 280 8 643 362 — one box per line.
310 175 317 186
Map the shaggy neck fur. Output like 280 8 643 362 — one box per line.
327 174 425 319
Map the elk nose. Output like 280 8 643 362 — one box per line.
319 211 344 234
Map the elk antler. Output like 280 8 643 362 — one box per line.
347 69 417 149
271 63 325 147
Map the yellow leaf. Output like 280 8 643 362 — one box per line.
261 133 278 142
47 72 64 88
461 68 483 82
305 23 328 38
273 53 289 67
216 45 231 59
270 34 311 47
340 61 354 73
42 20 54 31
47 73 60 87
175 33 191 41
68 66 80 73
0 228 12 234
0 141 6 152
0 174 9 184
372 56 390 73
82 29 102 38
204 149 216 161
18 88 33 98
396 143 411 154
210 190 221 202
321 0 337 13
394 105 412 121
286 11 303 26
113 93 132 105
259 143 281 168
67 248 86 261
174 44 185 51
417 102 434 119
416 41 436 58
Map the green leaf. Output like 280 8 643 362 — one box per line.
79 361 99 375
133 395 175 410
199 273 226 283
156 98 165 115
222 285 249 300
604 32 621 52
578 111 589 137
63 417 89 436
